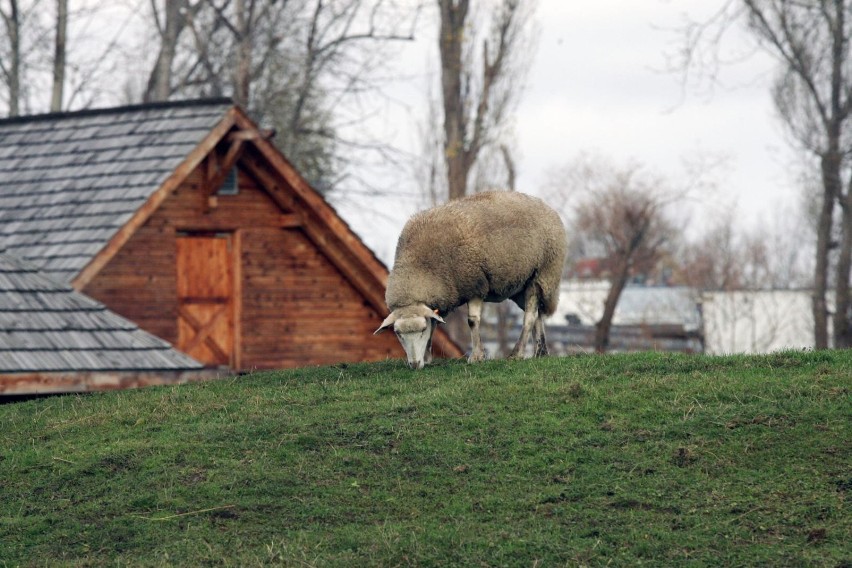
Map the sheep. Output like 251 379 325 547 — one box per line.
375 191 567 369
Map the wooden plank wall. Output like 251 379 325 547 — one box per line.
83 157 404 370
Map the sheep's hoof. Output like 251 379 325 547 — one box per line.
468 350 486 363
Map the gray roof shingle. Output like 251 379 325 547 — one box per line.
0 251 203 373
0 99 233 283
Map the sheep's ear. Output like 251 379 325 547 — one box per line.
374 312 397 335
430 309 446 324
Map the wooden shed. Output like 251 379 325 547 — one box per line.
0 99 462 371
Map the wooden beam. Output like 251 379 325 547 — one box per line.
178 305 228 356
227 129 274 142
203 138 245 214
206 149 219 187
280 213 302 228
73 109 239 291
232 229 243 371
208 138 244 192
238 151 298 210
0 370 219 395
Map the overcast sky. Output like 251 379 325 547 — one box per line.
332 0 803 265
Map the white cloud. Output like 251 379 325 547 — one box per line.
342 0 802 262
513 1 796 223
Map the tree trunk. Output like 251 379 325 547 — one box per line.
815 152 840 349
233 0 252 108
595 259 630 353
5 0 21 116
50 0 67 111
833 188 852 347
830 0 851 349
144 1 185 103
438 0 469 201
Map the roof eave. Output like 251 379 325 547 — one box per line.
0 369 221 396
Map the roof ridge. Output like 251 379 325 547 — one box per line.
0 97 234 126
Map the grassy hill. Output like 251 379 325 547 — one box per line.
1 351 850 566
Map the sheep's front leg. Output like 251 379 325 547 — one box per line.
509 287 539 359
467 298 486 362
425 318 437 365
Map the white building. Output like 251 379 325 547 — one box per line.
542 280 703 353
546 280 701 331
701 290 821 354
547 281 823 355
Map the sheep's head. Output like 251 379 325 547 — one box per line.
374 304 445 370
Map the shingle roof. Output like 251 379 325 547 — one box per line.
0 99 233 283
0 250 203 373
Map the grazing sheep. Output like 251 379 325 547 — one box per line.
375 191 567 369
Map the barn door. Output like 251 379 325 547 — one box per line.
176 233 237 367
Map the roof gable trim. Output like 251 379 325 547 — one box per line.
71 109 238 290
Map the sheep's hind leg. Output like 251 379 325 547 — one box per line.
467 298 486 363
533 313 548 357
509 286 539 360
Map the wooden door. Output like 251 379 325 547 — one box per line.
176 233 237 367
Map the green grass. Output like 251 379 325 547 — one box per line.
1 351 850 566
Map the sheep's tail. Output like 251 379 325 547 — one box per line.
538 281 561 316
537 236 566 317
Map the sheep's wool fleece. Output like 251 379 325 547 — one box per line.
386 191 567 315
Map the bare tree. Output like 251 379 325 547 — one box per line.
746 0 852 348
141 0 420 192
678 211 743 292
437 0 535 201
673 0 852 348
679 199 815 353
0 1 128 115
548 157 680 353
582 191 676 353
679 195 812 292
189 0 278 107
1 0 57 115
154 0 276 105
